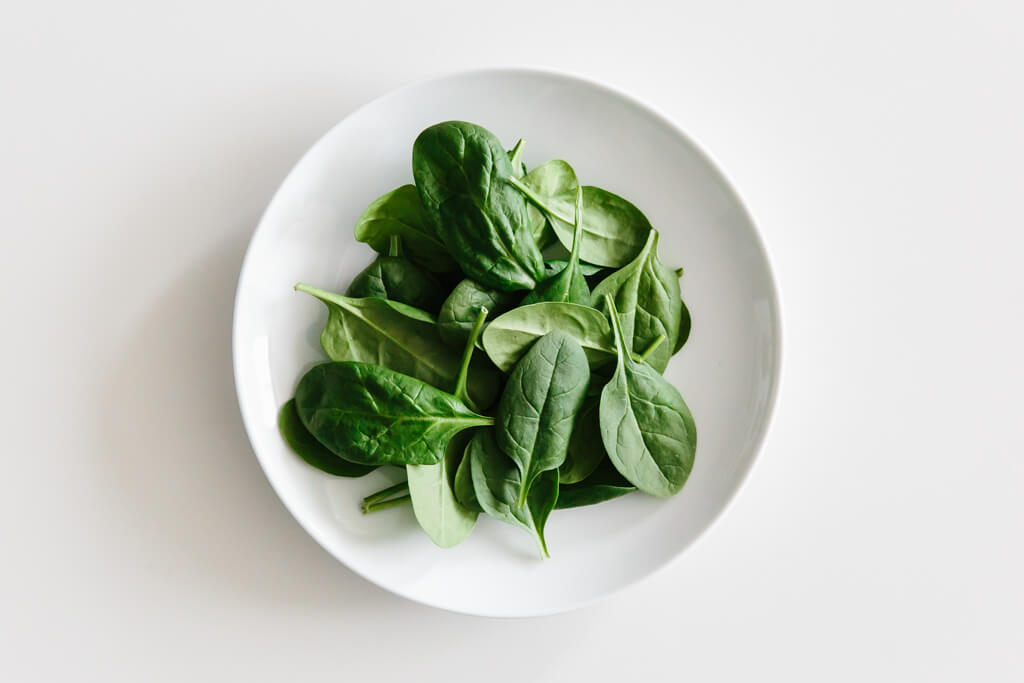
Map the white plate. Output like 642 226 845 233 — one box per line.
233 68 782 617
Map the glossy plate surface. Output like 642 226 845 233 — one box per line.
233 68 782 617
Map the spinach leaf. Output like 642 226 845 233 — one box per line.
508 139 527 178
496 331 589 506
509 170 652 268
407 430 478 547
294 362 493 466
353 185 457 273
468 429 559 558
346 236 445 312
437 278 520 349
296 283 499 409
406 306 490 546
558 395 605 484
412 121 544 291
675 298 692 353
514 160 577 251
521 187 590 305
544 260 605 277
453 439 481 513
555 482 634 509
482 301 616 372
278 399 377 477
599 296 697 497
591 229 682 373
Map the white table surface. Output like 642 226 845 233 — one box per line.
2 1 1022 680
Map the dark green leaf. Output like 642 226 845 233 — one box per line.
278 399 376 477
559 396 605 484
496 331 589 506
353 185 457 273
591 229 682 373
346 256 445 312
295 362 493 467
555 483 634 509
599 296 697 496
468 429 559 558
438 278 520 348
296 283 499 409
453 437 482 512
482 302 616 372
412 121 544 291
675 298 692 353
521 187 590 306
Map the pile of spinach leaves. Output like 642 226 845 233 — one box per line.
279 121 696 558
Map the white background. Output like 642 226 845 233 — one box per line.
2 1 1022 680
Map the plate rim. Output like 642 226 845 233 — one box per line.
231 66 785 617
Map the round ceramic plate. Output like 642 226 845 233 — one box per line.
233 68 782 617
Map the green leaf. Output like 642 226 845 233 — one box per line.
591 229 682 373
599 296 697 496
346 254 445 312
515 160 577 251
468 429 559 558
278 399 377 477
412 122 544 291
353 185 457 273
453 438 482 512
509 170 652 268
296 283 499 409
521 187 590 306
675 298 692 353
294 362 493 467
496 331 590 506
481 302 616 372
508 139 527 179
558 395 605 484
407 430 478 548
437 278 521 349
555 483 634 509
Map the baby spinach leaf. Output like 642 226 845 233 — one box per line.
353 185 457 273
278 399 377 477
509 170 652 268
346 237 445 312
599 296 697 497
453 439 481 513
468 429 559 558
521 187 590 305
591 229 682 373
296 283 499 409
496 331 589 506
675 298 692 353
407 430 478 547
412 121 544 291
508 139 527 178
482 302 616 372
555 482 634 509
437 278 520 348
559 396 605 484
513 160 577 252
295 362 493 467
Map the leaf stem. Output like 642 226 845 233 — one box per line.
388 234 403 257
604 294 630 361
362 494 412 514
453 306 488 407
361 480 410 507
507 176 574 225
567 186 584 270
509 138 525 169
638 334 666 362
